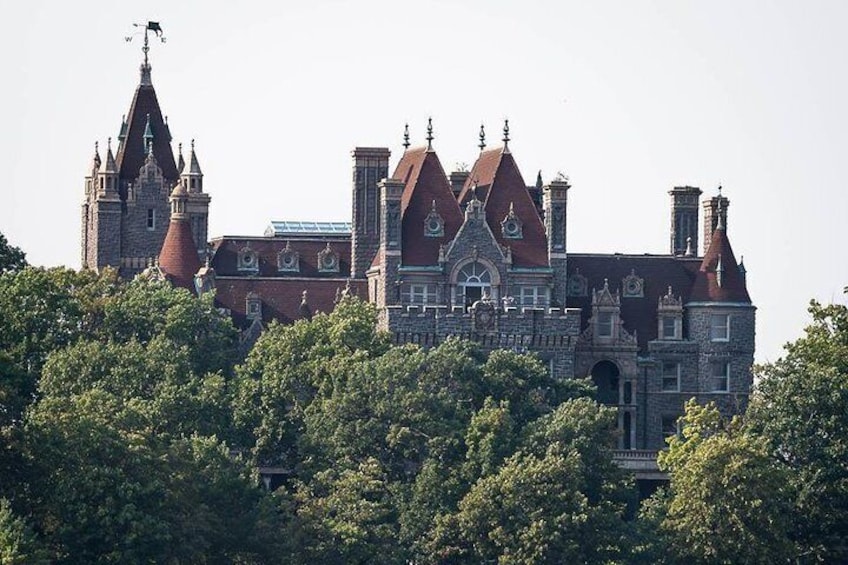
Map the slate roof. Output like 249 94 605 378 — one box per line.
159 216 201 291
391 147 464 266
690 225 751 303
458 148 549 267
214 278 365 328
116 83 179 192
210 236 353 278
566 253 703 353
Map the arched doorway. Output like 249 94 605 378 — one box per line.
590 360 620 406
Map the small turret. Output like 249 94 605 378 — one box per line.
176 142 185 174
97 138 119 196
180 139 203 193
158 182 201 291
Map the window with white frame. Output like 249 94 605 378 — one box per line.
661 316 678 340
402 283 437 305
596 311 614 338
519 286 549 307
661 362 680 392
661 415 681 441
710 361 730 392
710 313 730 341
456 261 493 307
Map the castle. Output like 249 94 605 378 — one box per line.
81 42 754 455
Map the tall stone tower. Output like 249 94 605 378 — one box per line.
350 147 390 278
543 177 569 307
669 185 701 256
81 26 208 278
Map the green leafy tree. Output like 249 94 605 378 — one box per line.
0 233 26 275
655 400 794 564
0 498 49 564
748 301 848 562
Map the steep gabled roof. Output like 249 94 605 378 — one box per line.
115 83 178 190
459 148 548 267
391 147 463 266
690 225 750 303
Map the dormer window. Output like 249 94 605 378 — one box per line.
500 202 523 239
277 242 300 273
661 316 679 340
245 291 262 321
238 244 259 272
657 286 683 341
318 243 340 273
424 200 444 237
567 269 588 297
710 314 730 341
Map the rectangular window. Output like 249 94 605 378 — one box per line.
661 415 680 441
519 286 549 307
597 312 614 338
662 316 678 340
710 314 729 341
661 362 680 392
403 284 437 306
710 362 730 392
147 209 156 231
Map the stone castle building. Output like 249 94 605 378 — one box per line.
82 49 755 454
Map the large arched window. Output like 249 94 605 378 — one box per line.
456 261 493 308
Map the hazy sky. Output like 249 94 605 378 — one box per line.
2 0 846 364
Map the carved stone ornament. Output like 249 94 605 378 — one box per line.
317 242 340 273
567 268 588 297
277 240 300 272
471 300 496 332
501 202 523 239
424 200 445 237
621 269 644 298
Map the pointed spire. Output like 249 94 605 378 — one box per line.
502 119 510 153
188 139 202 175
118 115 128 143
101 137 117 174
143 113 154 153
478 123 486 151
92 141 102 171
177 142 185 174
738 256 746 283
402 123 410 151
426 117 434 152
536 170 543 190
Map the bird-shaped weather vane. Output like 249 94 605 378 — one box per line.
125 22 166 84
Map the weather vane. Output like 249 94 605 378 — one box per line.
125 22 166 69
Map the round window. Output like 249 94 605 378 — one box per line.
282 253 295 267
242 253 255 265
626 280 641 294
322 254 337 269
504 220 520 236
428 219 442 234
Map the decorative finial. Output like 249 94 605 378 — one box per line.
717 183 722 197
191 138 195 151
502 119 510 152
402 123 410 150
95 140 99 152
178 142 182 156
431 199 437 212
426 117 434 151
143 113 153 152
685 236 693 256
716 198 725 230
716 254 724 288
478 123 486 151
471 180 479 201
126 22 165 86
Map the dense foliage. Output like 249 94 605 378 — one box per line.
1 251 846 562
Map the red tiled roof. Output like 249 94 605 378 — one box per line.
159 219 201 291
566 254 702 353
210 236 353 279
460 148 548 267
116 84 179 191
690 227 751 303
392 148 463 266
213 278 365 328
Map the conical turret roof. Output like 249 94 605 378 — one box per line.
690 224 750 303
158 185 201 291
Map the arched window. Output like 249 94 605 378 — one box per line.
456 261 493 307
590 360 620 406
